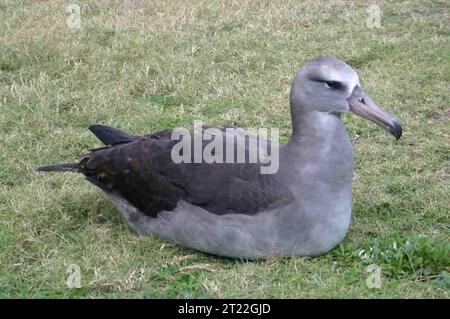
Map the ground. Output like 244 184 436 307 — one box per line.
0 0 448 298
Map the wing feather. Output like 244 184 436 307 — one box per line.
80 127 293 217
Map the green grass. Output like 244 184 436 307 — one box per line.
0 0 449 298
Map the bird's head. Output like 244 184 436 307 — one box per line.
291 56 402 139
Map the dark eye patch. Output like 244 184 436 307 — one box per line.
325 81 343 89
310 78 345 90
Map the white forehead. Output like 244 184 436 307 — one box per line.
318 64 360 94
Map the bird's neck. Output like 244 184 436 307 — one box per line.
288 111 346 145
280 111 354 187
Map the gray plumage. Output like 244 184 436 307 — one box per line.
37 57 402 258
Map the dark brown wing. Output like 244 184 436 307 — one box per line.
79 129 293 217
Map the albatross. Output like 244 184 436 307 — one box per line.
37 57 402 258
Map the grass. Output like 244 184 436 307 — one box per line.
0 0 449 298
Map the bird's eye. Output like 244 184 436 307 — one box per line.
325 81 339 89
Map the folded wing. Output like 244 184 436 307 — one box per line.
76 126 294 217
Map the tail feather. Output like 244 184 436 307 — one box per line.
88 124 137 145
36 163 80 172
38 125 138 173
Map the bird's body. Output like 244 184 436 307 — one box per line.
38 57 402 258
